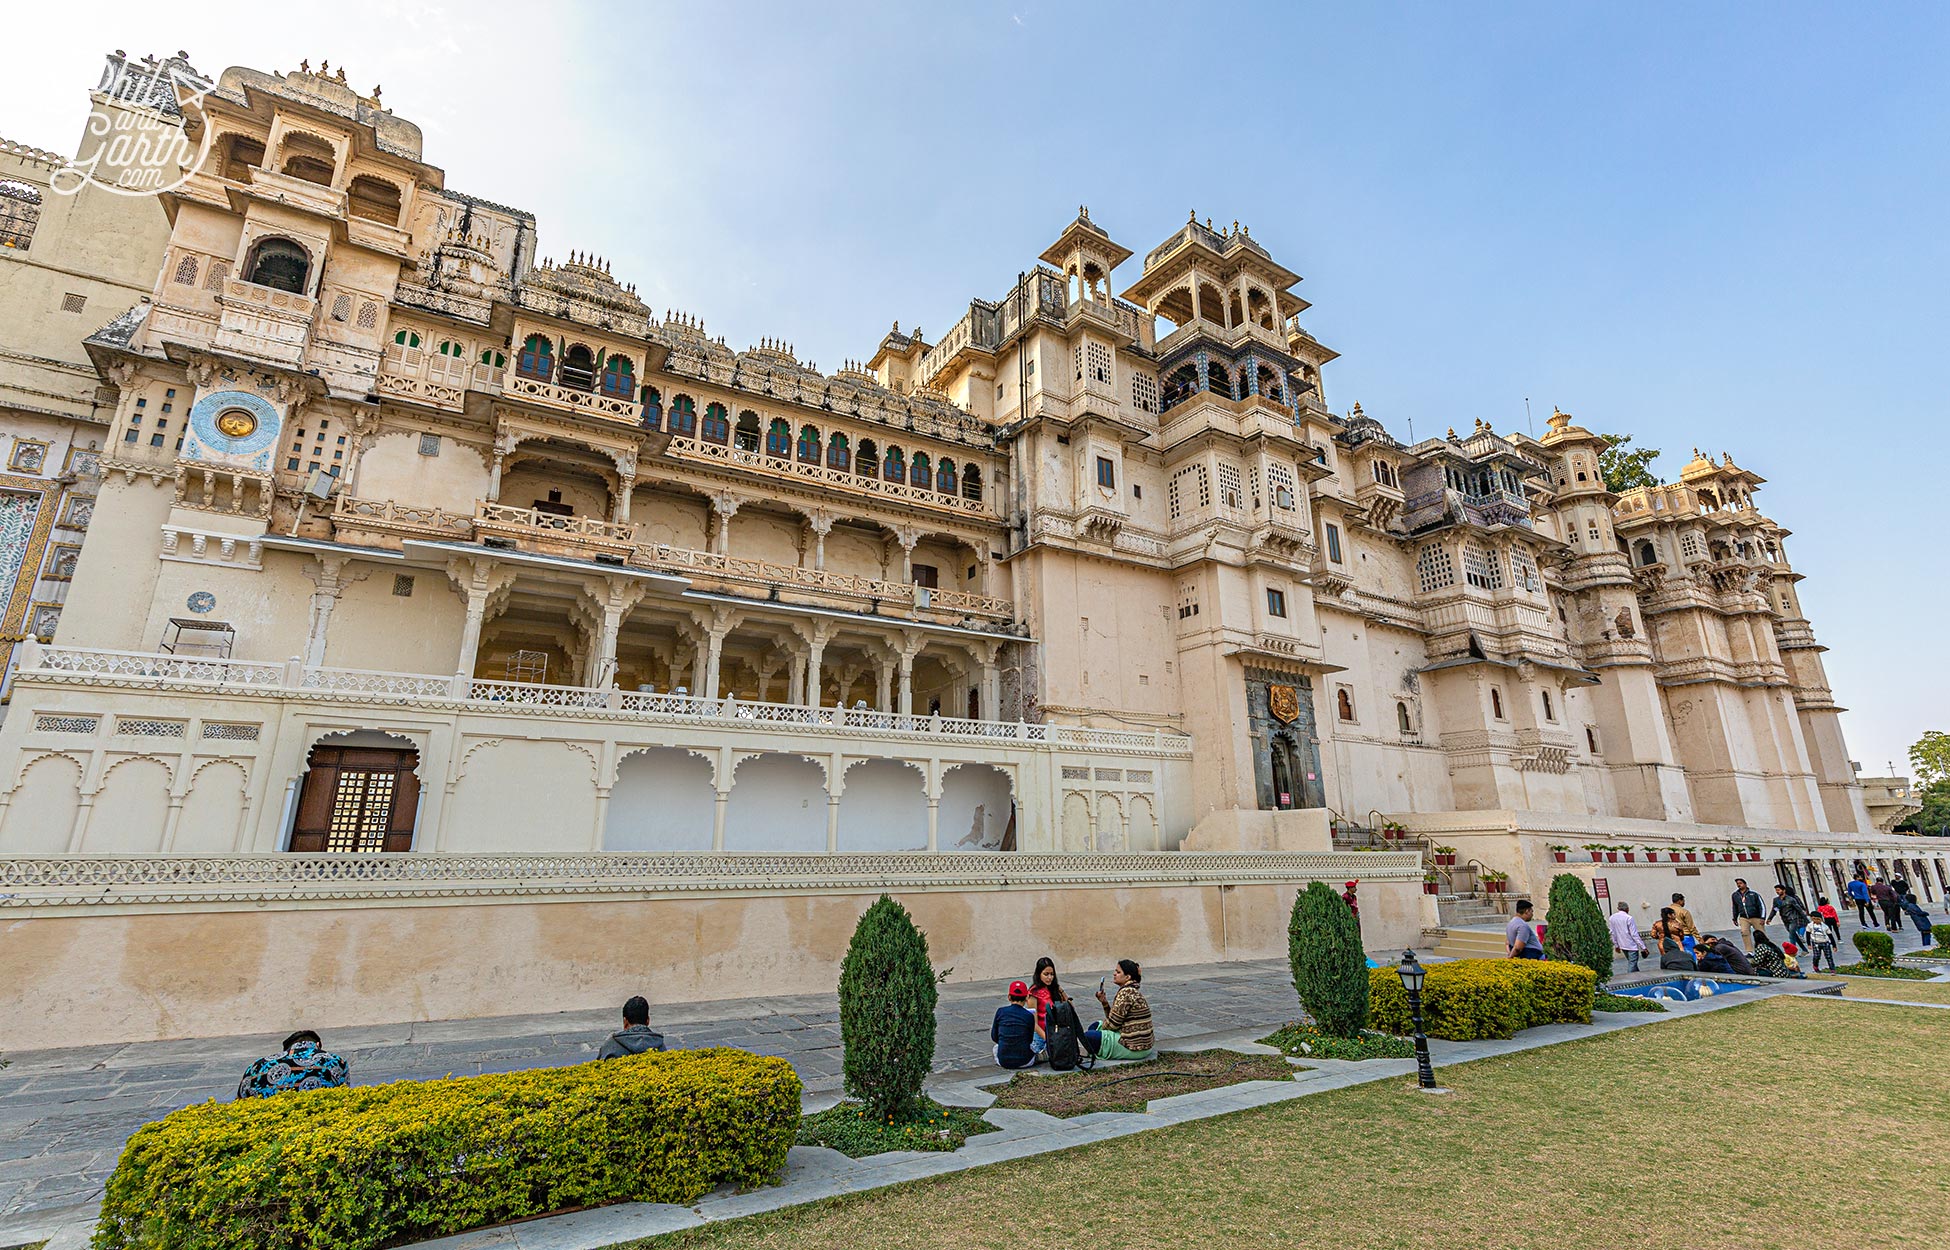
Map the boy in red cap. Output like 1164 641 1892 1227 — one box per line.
991 980 1045 1068
1341 880 1359 918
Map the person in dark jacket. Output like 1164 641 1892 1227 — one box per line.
991 980 1045 1068
1869 878 1901 931
597 995 667 1060
1700 934 1755 977
1766 886 1810 947
1901 897 1936 949
1731 879 1767 951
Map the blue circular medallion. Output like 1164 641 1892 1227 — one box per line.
187 591 216 614
187 390 282 457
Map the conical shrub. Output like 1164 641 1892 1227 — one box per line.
1544 872 1613 985
838 894 938 1119
1288 881 1369 1036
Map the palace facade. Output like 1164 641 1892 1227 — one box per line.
0 56 1938 1048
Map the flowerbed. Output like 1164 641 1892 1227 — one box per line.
1593 991 1668 1014
796 1097 997 1157
94 1049 801 1250
984 1050 1295 1118
1258 1023 1415 1060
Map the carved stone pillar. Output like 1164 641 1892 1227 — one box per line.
711 492 741 555
808 511 834 571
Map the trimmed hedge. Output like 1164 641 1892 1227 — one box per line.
93 1048 801 1250
839 895 938 1120
1934 923 1950 951
1544 872 1613 985
1853 929 1895 969
1369 958 1597 1041
1288 881 1369 1037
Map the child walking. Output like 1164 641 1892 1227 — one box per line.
1804 915 1837 972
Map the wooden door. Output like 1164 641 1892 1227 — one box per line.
289 745 420 852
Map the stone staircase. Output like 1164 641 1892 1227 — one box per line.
1332 812 1514 961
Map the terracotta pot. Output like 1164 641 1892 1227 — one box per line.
1685 853 1697 862
1605 852 1619 863
1423 881 1439 895
1435 853 1456 866
1623 853 1636 863
1552 852 1566 863
1703 853 1717 862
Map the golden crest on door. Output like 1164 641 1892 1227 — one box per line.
1268 684 1300 724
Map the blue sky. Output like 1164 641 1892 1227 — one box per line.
6 2 1944 777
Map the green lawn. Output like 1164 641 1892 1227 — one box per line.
1812 973 1950 1005
618 996 1950 1250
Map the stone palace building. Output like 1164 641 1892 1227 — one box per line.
0 55 1939 1048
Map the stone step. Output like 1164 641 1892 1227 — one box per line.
1431 928 1511 960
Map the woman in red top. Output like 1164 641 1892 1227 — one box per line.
1029 956 1072 1032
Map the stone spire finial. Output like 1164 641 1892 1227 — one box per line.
1079 203 1088 220
319 59 329 75
1189 208 1197 222
371 84 382 102
299 58 310 73
336 66 347 83
1350 401 1364 418
1447 427 1458 440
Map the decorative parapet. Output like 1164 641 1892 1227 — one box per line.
629 542 1013 620
505 373 639 423
15 645 1178 753
332 495 474 541
0 849 1422 910
663 432 994 518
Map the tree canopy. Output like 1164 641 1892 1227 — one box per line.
1910 730 1950 789
1598 433 1661 494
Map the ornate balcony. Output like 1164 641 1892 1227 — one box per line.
505 373 640 423
212 278 314 366
474 501 638 558
332 496 475 546
663 433 994 518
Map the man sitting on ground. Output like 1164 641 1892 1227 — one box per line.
1086 959 1156 1061
597 995 667 1059
991 980 1045 1069
237 1029 349 1099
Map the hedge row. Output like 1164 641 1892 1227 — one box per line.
94 1048 802 1250
1369 958 1597 1040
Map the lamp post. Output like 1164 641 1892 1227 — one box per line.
1397 949 1437 1090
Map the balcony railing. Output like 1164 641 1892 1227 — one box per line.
664 433 993 517
629 542 1013 619
506 373 640 422
474 501 638 554
333 496 475 540
16 644 1192 756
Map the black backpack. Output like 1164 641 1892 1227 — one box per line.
1045 999 1091 1071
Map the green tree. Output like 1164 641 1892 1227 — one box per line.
1910 730 1950 789
1288 881 1369 1036
1895 777 1950 835
1544 873 1613 985
837 895 937 1120
1598 433 1661 494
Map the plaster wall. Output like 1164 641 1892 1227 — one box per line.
0 874 1425 1050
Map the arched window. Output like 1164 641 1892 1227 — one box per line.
279 132 336 185
347 175 402 225
1541 689 1555 721
668 394 697 436
797 424 821 464
1491 687 1505 719
884 446 905 483
937 457 957 495
393 329 422 348
217 135 264 181
1336 689 1354 722
735 410 761 451
910 452 932 490
1636 540 1658 566
766 418 792 456
857 438 880 477
701 402 730 444
1397 701 1412 735
1205 360 1234 400
827 432 850 470
962 464 983 501
600 355 634 398
516 334 554 381
243 237 310 294
1160 363 1199 412
478 349 506 369
0 179 44 250
438 340 465 357
559 344 597 391
173 254 198 285
639 386 662 429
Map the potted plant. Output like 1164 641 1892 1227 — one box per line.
1621 845 1638 863
1605 845 1621 863
1380 820 1408 841
1423 869 1441 895
1746 845 1761 862
1680 846 1697 862
1702 849 1717 862
1581 843 1606 861
1482 869 1510 893
1548 843 1569 863
1434 845 1458 866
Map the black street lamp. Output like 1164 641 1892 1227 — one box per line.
1397 948 1437 1090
